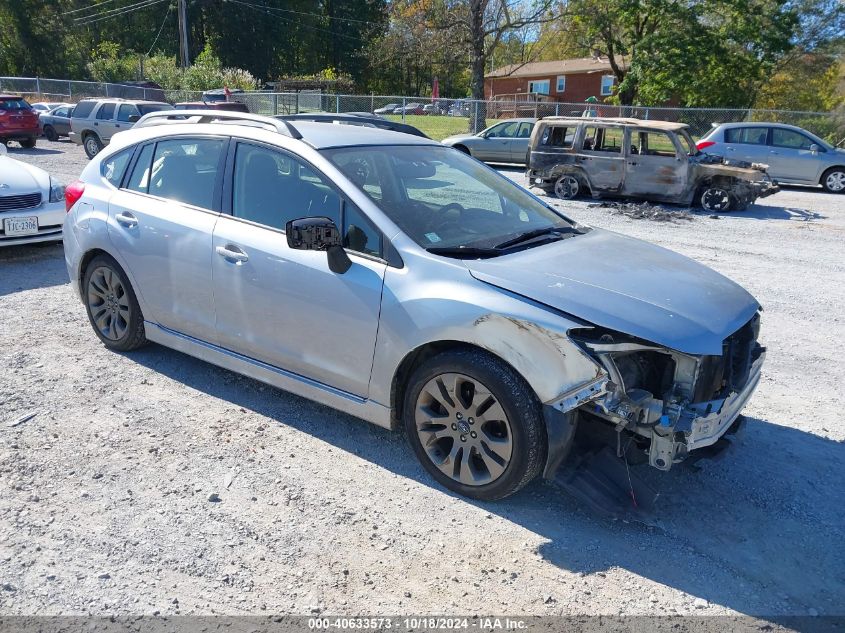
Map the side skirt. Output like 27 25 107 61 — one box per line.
144 322 393 430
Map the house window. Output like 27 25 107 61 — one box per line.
528 80 550 94
600 75 615 96
556 76 566 93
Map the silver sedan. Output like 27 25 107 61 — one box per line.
698 122 845 193
62 112 764 503
442 117 535 164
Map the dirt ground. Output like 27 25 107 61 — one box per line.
1 140 844 619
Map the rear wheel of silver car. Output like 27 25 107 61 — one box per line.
83 134 103 159
404 349 547 501
554 175 580 200
43 125 58 142
821 167 845 193
700 186 733 212
83 255 147 352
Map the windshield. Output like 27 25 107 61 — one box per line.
324 145 579 252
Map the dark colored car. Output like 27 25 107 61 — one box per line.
0 95 40 148
202 88 245 103
40 104 74 141
175 101 250 113
275 113 429 138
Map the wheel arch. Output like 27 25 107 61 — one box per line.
820 165 845 186
390 340 530 426
452 144 471 155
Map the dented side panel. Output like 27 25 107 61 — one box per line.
368 246 605 418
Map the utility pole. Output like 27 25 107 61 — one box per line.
177 0 190 68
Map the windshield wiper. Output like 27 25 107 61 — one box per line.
494 226 577 250
426 246 502 259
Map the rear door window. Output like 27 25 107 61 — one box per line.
725 127 769 145
126 144 155 193
96 103 116 120
516 122 533 138
147 138 226 209
584 126 625 153
117 104 139 122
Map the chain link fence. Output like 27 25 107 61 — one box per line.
2 76 842 143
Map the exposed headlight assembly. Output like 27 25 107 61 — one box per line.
49 177 65 203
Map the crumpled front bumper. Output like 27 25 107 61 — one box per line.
752 178 780 199
648 349 766 470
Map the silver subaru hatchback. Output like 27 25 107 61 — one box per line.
63 111 765 504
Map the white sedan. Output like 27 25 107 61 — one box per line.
0 144 65 246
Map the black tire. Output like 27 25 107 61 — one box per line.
453 144 471 155
83 133 103 159
43 125 58 142
403 348 547 501
699 185 735 212
19 137 36 149
820 167 845 194
82 254 147 352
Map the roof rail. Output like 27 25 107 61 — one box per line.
134 109 302 139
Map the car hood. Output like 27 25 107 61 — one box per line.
465 229 759 355
442 134 480 145
0 156 48 192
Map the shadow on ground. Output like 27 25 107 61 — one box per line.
0 243 68 295
129 342 845 619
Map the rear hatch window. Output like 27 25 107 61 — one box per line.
0 98 33 111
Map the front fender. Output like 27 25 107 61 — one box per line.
369 249 605 411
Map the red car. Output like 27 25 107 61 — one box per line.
174 101 249 113
0 95 40 148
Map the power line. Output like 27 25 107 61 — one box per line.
74 0 165 23
223 0 376 43
146 1 174 56
75 0 170 25
63 0 124 16
223 0 383 28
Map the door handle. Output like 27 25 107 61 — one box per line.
770 150 779 154
115 211 138 228
216 245 249 263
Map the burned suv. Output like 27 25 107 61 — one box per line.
526 117 778 211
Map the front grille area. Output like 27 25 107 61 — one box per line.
693 313 762 402
0 192 42 212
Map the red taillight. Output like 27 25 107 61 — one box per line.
65 180 85 213
696 140 716 150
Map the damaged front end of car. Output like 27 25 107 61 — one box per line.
552 313 765 472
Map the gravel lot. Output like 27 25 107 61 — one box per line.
1 140 844 620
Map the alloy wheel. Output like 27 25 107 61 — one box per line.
87 266 131 341
414 372 513 486
825 171 845 192
701 187 731 211
554 175 580 200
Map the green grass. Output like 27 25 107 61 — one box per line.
384 114 504 141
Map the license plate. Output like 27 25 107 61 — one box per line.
4 217 38 236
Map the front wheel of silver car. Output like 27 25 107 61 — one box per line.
554 174 580 200
821 168 845 194
404 349 547 501
700 186 733 212
83 254 147 352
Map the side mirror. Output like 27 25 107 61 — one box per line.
128 114 141 123
809 144 819 154
285 216 351 274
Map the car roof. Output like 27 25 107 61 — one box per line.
715 121 806 132
0 94 27 100
492 117 536 123
541 116 689 131
125 112 440 150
